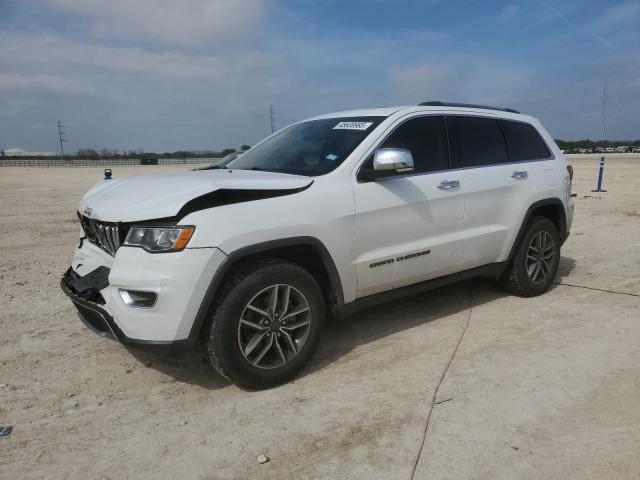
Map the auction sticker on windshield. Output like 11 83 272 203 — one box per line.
333 121 373 130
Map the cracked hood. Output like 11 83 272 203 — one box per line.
79 169 313 222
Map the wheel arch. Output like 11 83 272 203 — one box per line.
187 236 344 342
506 198 567 265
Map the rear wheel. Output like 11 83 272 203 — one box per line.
501 217 560 297
205 260 325 389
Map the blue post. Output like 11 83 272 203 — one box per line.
104 168 112 180
592 156 606 192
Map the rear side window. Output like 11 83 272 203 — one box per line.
499 120 551 161
449 116 508 168
379 116 449 174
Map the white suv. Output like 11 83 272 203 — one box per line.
61 102 574 388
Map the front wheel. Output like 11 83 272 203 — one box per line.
501 217 561 297
205 260 325 389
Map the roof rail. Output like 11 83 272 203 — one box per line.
418 101 520 114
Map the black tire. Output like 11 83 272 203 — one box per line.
501 216 560 297
204 259 325 389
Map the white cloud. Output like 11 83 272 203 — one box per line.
500 4 519 21
599 1 640 27
388 65 458 101
535 0 616 50
48 0 265 46
0 30 281 115
0 72 136 104
387 56 537 109
2 1 638 150
0 30 289 150
0 32 277 81
0 72 95 95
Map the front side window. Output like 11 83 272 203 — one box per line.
227 116 384 176
379 116 449 173
499 119 551 161
360 116 449 176
449 116 508 168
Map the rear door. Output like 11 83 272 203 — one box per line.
353 115 465 298
448 116 545 269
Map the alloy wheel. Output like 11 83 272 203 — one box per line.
526 231 555 283
237 284 312 369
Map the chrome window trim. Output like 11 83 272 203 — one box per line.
355 112 556 183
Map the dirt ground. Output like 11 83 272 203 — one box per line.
1 155 639 479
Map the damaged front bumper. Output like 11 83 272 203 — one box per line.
61 267 115 337
60 267 190 355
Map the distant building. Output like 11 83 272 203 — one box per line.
4 148 57 157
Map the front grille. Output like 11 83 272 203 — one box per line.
78 214 124 256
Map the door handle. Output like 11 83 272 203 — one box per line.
437 180 460 190
511 170 528 179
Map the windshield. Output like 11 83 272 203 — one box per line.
227 116 384 176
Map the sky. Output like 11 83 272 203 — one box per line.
0 0 639 153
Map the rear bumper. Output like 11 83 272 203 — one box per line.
60 268 190 355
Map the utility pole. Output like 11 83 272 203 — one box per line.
269 105 275 134
57 120 67 161
600 84 608 145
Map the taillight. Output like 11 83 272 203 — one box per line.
566 165 573 182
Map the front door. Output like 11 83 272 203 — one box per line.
353 115 464 298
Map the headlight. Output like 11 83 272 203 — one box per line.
124 226 194 252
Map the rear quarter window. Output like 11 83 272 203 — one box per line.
499 120 551 161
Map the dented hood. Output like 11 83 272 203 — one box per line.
79 169 313 222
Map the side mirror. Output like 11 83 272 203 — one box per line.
373 148 414 173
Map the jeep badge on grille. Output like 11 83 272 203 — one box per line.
83 206 93 217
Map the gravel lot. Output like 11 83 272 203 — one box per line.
1 155 639 479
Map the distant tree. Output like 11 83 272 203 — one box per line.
77 148 99 159
220 148 236 156
240 144 251 151
555 138 640 153
172 151 194 158
101 148 121 158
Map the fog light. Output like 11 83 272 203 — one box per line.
119 289 157 308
